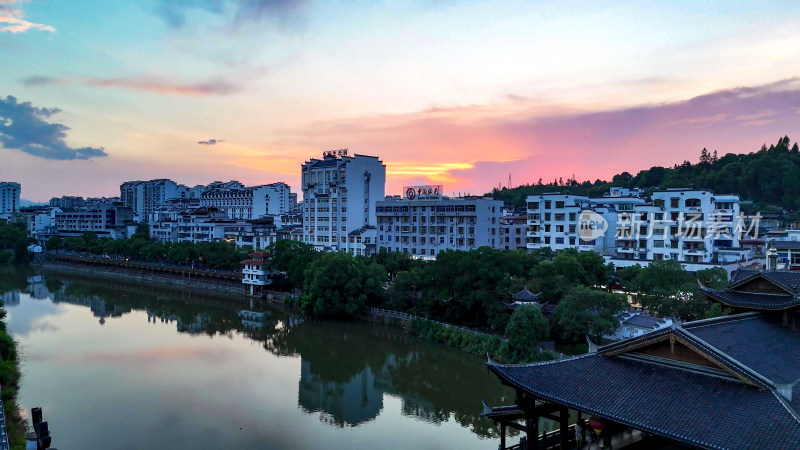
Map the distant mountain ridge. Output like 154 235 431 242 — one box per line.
492 135 799 213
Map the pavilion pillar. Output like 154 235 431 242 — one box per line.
524 397 539 450
559 406 569 449
500 422 506 449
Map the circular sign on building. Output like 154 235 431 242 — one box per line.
578 210 608 242
406 187 417 200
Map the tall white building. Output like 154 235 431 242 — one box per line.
526 189 751 271
0 182 21 215
301 150 386 251
375 194 503 257
611 189 749 271
526 192 644 254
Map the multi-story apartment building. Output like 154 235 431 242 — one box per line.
26 207 59 235
375 194 503 257
152 211 278 250
499 212 528 250
200 182 290 223
0 182 21 215
526 188 752 271
230 218 278 251
171 211 231 243
54 203 134 238
611 189 748 271
301 150 385 251
49 196 85 209
120 179 181 220
526 193 644 254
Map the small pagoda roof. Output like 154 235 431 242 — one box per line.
511 288 542 301
699 286 800 310
504 301 556 316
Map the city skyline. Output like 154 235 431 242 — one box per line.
3 1 800 201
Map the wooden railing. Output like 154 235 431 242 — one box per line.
366 307 495 337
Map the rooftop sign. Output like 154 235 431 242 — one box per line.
404 185 442 201
323 149 348 158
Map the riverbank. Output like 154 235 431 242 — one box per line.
42 261 244 295
44 259 561 363
0 276 26 449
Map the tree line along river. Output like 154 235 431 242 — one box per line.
0 266 567 449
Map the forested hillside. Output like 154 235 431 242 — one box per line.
493 135 800 212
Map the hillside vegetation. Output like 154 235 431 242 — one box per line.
492 135 800 212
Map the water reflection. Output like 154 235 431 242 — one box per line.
2 267 514 446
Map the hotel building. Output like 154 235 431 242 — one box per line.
375 192 503 257
301 150 386 252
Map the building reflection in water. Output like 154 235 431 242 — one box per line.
299 360 383 427
13 272 510 439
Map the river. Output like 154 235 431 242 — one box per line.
0 266 535 449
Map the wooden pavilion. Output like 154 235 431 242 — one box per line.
483 268 800 449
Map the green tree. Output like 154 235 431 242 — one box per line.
299 252 386 318
132 223 151 240
554 285 627 342
266 240 319 288
46 236 62 251
505 305 550 360
63 237 86 252
631 260 711 320
81 231 102 254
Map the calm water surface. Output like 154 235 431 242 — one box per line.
1 268 529 449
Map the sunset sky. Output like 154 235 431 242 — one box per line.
3 0 800 201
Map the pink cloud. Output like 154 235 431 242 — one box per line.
276 78 800 196
0 0 55 33
22 75 239 96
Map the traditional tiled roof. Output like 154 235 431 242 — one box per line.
309 159 338 169
511 288 541 301
488 354 800 450
489 311 800 449
699 286 800 310
621 314 665 329
728 269 800 294
504 301 556 316
241 260 268 266
775 241 800 250
685 315 800 385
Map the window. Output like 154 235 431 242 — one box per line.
556 237 564 244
